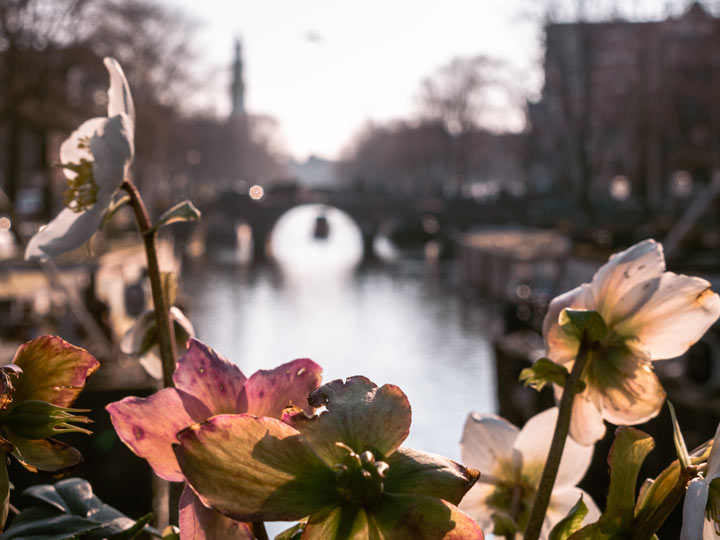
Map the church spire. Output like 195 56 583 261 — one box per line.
231 38 245 117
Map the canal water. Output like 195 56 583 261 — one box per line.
182 205 498 462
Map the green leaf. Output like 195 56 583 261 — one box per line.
275 522 305 540
519 357 570 391
599 427 655 534
1 478 157 540
560 309 608 343
491 512 519 536
101 194 131 228
0 458 9 531
149 200 201 233
549 496 588 540
668 401 691 470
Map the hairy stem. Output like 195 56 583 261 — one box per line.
523 344 589 540
121 180 177 388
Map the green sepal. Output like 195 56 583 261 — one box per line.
520 357 570 391
491 512 519 536
598 427 654 534
2 400 92 439
275 522 304 540
560 309 608 343
549 496 588 540
667 401 691 470
148 200 201 234
101 194 131 228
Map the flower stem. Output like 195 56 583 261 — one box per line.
523 344 589 540
121 180 177 388
252 522 269 540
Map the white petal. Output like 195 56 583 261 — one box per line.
543 283 595 365
90 114 134 192
706 422 720 481
513 407 593 489
24 193 111 260
568 392 606 446
546 488 601 536
590 239 665 322
458 481 496 532
592 352 666 427
170 306 196 340
104 57 135 123
59 117 107 179
681 478 711 540
460 412 518 472
613 272 720 360
120 310 155 354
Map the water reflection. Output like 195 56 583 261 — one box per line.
184 261 496 461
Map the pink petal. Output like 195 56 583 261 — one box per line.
178 485 253 540
240 358 322 417
106 388 193 482
173 339 247 420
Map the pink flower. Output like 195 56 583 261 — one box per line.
106 338 322 540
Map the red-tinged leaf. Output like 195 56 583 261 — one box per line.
174 414 337 522
239 358 322 417
173 339 247 420
385 447 479 505
5 431 81 472
106 388 194 482
11 336 99 408
178 485 253 540
289 377 411 465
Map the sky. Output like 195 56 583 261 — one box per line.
162 0 697 161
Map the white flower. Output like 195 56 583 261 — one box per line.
460 407 600 539
681 424 720 539
544 239 720 445
25 57 134 260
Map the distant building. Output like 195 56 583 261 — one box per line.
288 156 339 190
529 2 720 213
230 39 246 118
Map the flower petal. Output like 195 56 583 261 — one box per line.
588 347 666 427
514 408 593 489
11 336 99 408
104 57 135 123
90 114 134 192
106 388 193 482
173 339 247 420
4 432 81 472
613 273 720 360
543 284 595 365
567 391 606 446
385 446 479 505
372 494 485 539
287 377 411 465
302 505 375 540
174 414 336 522
178 485 253 540
460 412 518 473
59 117 106 177
590 239 665 321
239 358 322 417
546 488 600 537
458 481 496 532
681 478 710 540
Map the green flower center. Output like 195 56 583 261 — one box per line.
61 137 98 213
486 460 541 531
333 443 388 507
